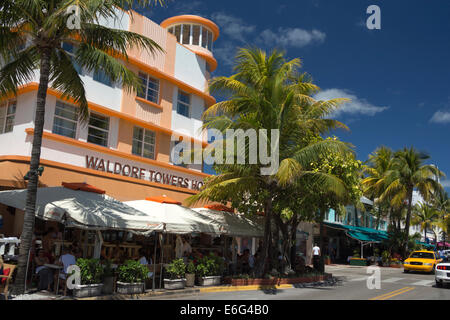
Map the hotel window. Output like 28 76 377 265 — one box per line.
132 126 156 160
167 24 213 51
93 69 113 87
0 100 16 134
177 90 190 118
52 101 78 139
62 42 82 74
182 24 191 45
137 72 159 103
87 113 109 147
192 25 200 45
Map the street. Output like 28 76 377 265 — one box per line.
145 266 450 300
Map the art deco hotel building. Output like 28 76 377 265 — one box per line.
0 11 220 236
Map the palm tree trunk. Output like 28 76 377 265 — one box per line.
12 48 52 295
255 193 273 278
402 188 414 258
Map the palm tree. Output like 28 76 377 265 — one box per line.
380 147 444 257
362 146 394 230
433 189 450 249
412 202 440 242
0 0 165 294
187 48 352 276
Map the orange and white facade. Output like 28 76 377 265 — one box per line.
0 11 220 237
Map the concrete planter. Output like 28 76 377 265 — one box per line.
116 282 145 294
185 274 195 287
164 278 186 290
73 283 104 298
389 264 402 268
199 276 221 286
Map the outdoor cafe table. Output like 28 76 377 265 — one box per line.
44 264 63 294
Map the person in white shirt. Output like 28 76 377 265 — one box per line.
312 244 321 270
58 246 76 279
138 249 153 278
182 237 192 256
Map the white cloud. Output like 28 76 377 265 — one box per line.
210 13 255 42
441 180 450 188
430 110 450 124
259 27 326 48
314 88 389 118
213 42 238 68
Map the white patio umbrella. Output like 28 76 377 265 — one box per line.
0 185 163 235
192 207 264 238
124 198 220 235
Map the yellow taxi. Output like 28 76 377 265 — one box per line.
403 250 443 274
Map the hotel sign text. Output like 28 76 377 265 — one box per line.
85 156 204 190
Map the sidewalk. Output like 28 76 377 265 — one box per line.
76 278 339 300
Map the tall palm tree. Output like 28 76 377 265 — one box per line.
0 0 165 294
412 202 440 242
380 147 444 257
433 189 450 248
362 146 394 230
187 48 352 276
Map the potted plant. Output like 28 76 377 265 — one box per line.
164 258 186 290
116 260 149 294
197 253 223 286
72 258 105 298
185 261 196 287
324 255 331 265
101 260 115 294
381 250 391 267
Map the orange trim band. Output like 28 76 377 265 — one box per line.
25 128 210 178
0 156 200 195
18 83 208 148
135 96 163 110
160 15 220 41
191 50 218 72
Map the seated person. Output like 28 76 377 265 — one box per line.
57 246 77 280
137 249 153 278
34 249 54 291
0 256 4 275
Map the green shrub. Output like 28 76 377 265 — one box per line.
195 253 224 277
166 259 186 280
76 258 104 285
118 260 149 283
186 261 196 274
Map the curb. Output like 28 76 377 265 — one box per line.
71 276 337 300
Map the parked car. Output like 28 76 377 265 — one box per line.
435 262 450 288
443 250 450 259
403 250 443 274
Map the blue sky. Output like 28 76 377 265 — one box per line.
137 0 450 191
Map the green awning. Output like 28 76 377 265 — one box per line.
415 240 436 249
324 221 389 243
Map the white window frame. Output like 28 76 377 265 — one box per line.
132 126 156 160
138 72 160 104
87 112 110 147
168 24 213 51
0 100 16 134
177 90 191 118
52 101 78 139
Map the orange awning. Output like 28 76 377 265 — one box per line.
62 182 106 194
145 195 182 205
204 204 234 213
